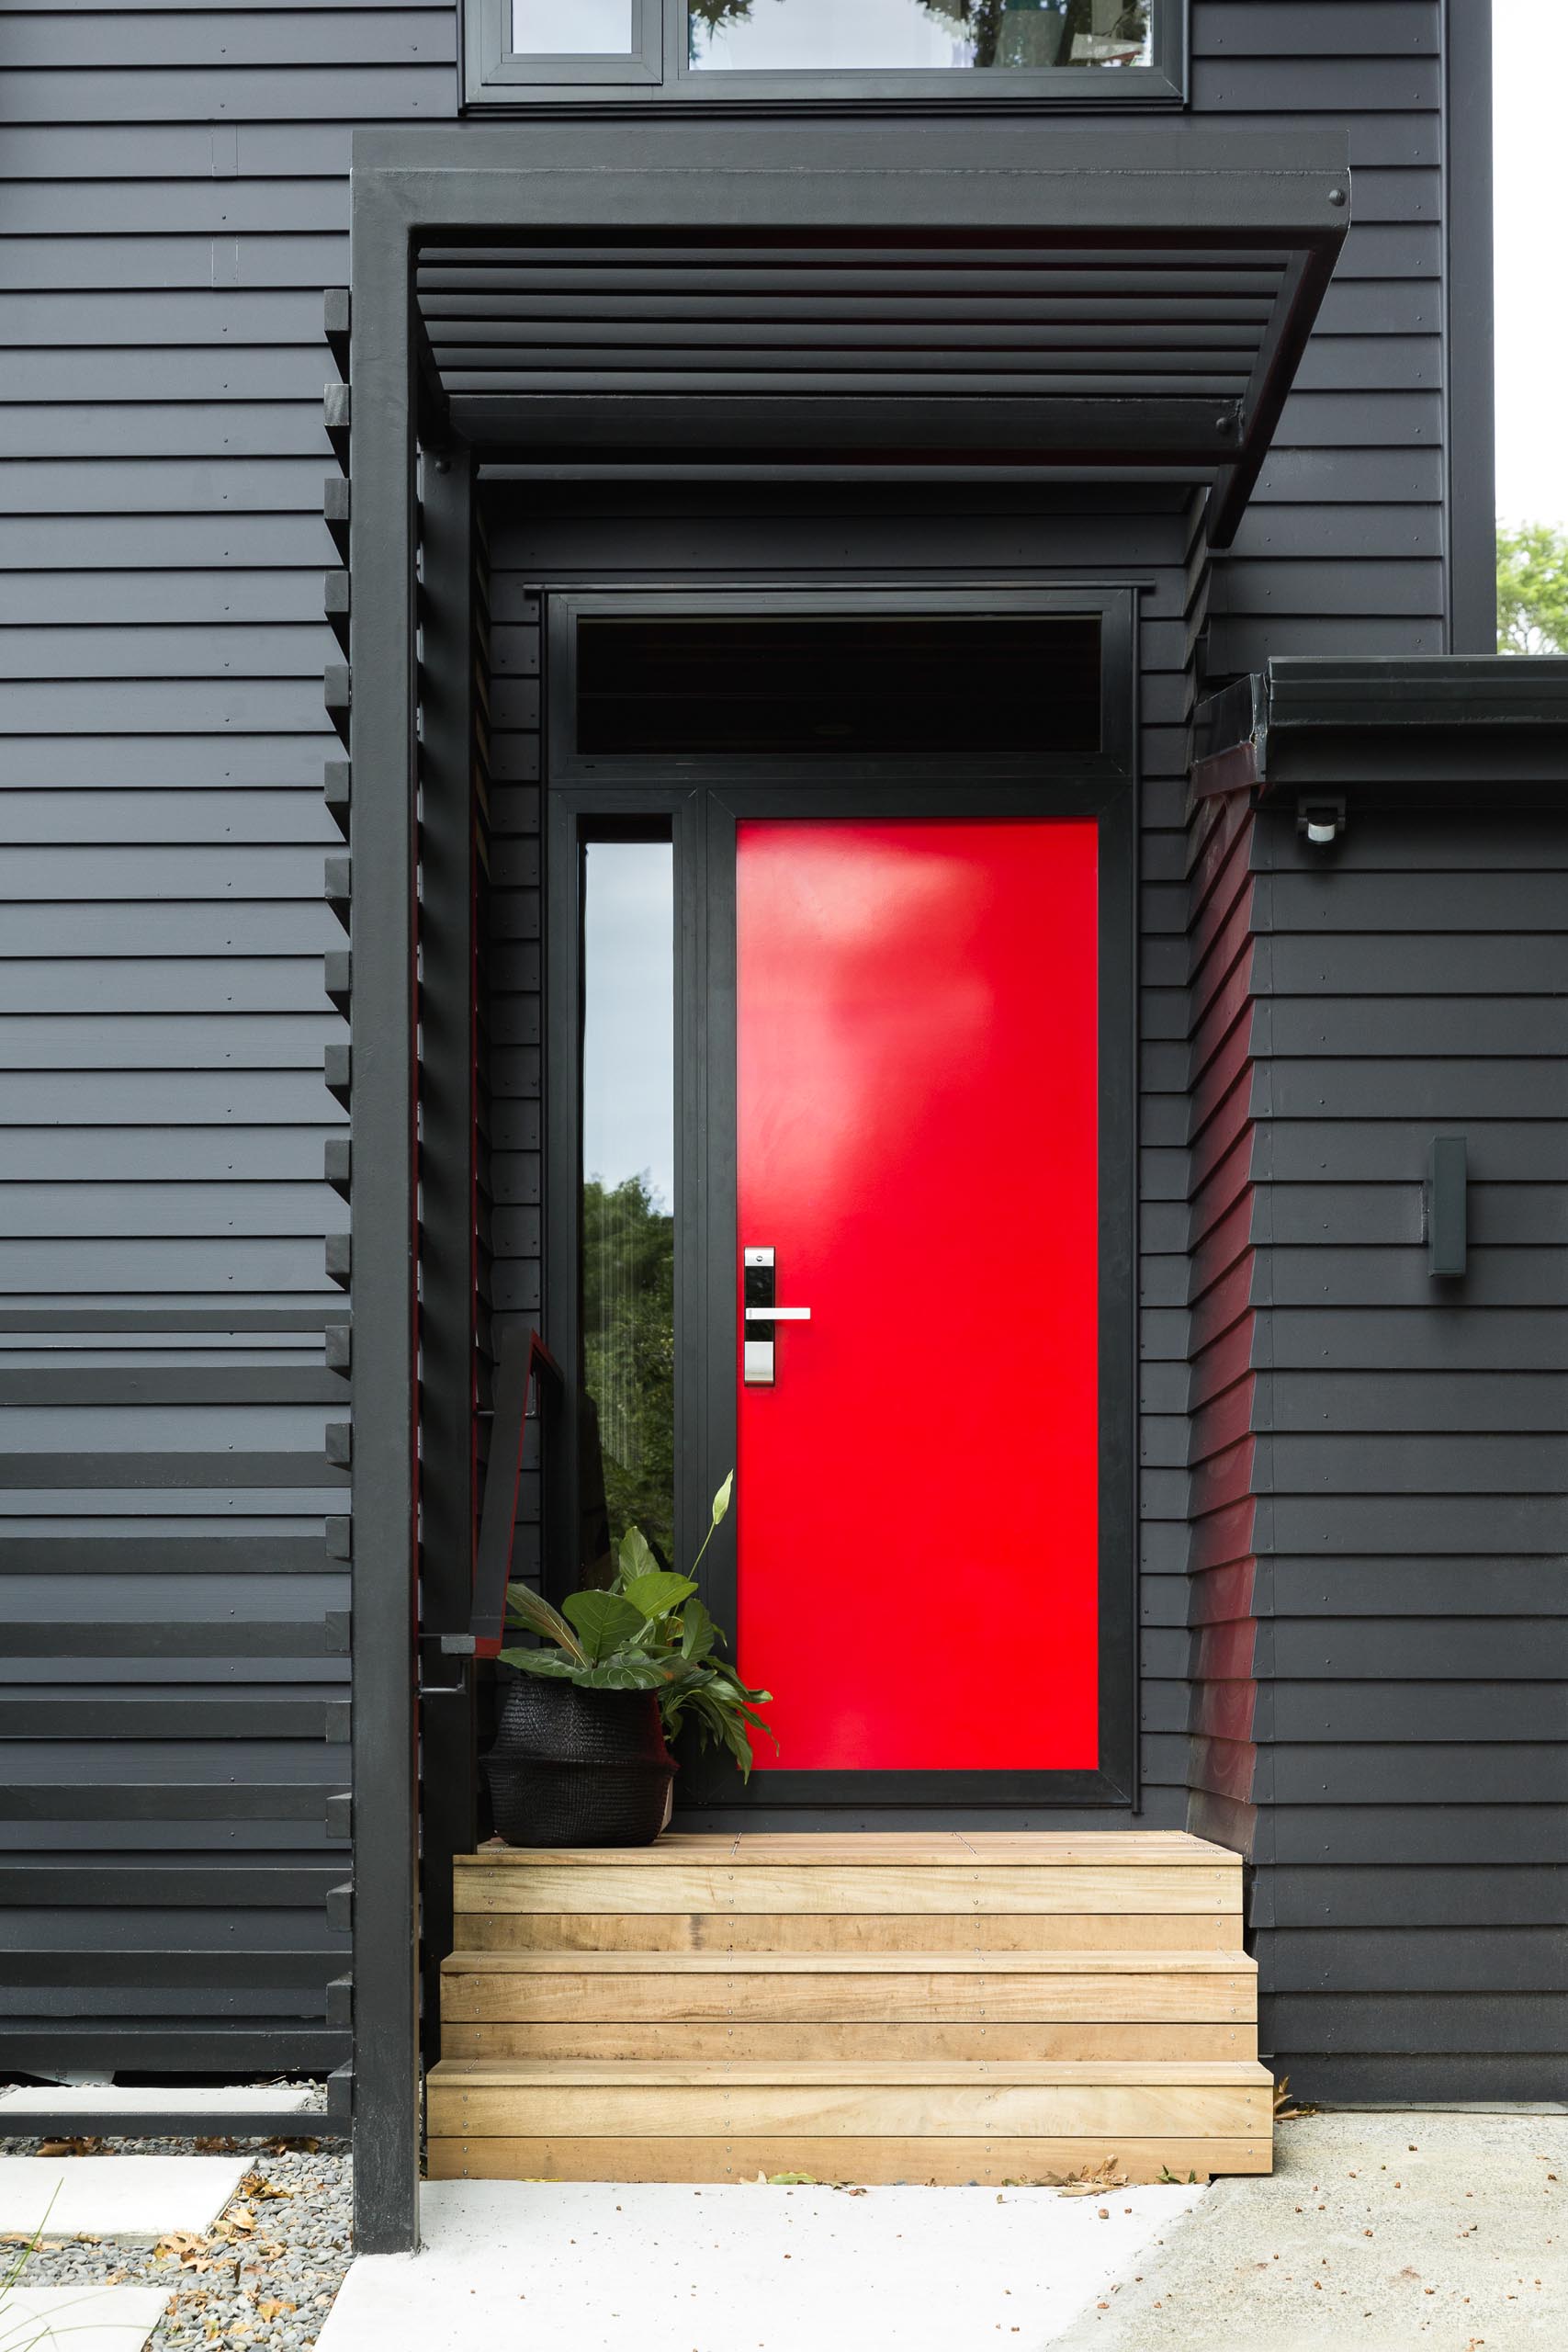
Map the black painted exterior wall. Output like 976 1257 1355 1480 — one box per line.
5 0 1546 2111
1186 673 1568 2101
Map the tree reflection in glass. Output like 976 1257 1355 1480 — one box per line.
687 0 1152 73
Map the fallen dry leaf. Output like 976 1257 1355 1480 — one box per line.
254 2299 296 2321
36 2138 102 2158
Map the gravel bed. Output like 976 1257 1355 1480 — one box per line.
2 2117 353 2350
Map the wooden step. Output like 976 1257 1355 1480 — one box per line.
440 1947 1256 2060
454 1833 1243 1955
425 2055 1273 2186
455 1909 1244 1953
437 1833 1267 2183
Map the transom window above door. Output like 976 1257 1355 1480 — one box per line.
467 0 1183 106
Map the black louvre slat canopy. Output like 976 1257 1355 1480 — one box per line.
400 124 1350 545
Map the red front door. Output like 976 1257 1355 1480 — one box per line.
734 817 1100 1777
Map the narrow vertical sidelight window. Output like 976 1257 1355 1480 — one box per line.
578 832 677 1576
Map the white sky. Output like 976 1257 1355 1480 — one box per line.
581 839 675 1208
1494 0 1568 528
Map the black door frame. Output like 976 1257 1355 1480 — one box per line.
543 583 1139 1816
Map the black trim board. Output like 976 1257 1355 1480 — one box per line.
1444 0 1497 655
1191 656 1568 803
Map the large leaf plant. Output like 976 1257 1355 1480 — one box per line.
499 1472 776 1780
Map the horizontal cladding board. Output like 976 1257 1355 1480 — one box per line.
1265 1684 1568 1744
1211 557 1441 614
1258 1927 1567 1994
2 411 332 463
1264 1867 1567 1930
2 181 350 236
3 352 342 405
1269 1806 1568 1868
5 14 456 67
0 458 338 512
1264 935 1568 994
2 792 335 842
3 71 453 124
1264 1370 1568 1434
0 1186 344 1239
0 292 328 346
1264 998 1567 1054
1251 448 1443 502
0 239 348 294
1260 1430 1568 1497
1190 3 1438 59
0 1015 337 1069
0 521 332 575
1265 1996 1567 2060
1190 57 1438 109
1260 1747 1568 1804
1262 1064 1568 1122
3 625 333 679
1258 1494 1568 1556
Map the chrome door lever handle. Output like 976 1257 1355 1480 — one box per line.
742 1245 808 1384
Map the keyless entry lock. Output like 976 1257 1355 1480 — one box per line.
742 1246 810 1385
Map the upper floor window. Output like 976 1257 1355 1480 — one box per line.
467 0 1181 106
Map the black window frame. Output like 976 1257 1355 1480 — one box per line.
548 586 1136 788
463 0 1186 109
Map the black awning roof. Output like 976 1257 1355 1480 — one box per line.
385 122 1350 548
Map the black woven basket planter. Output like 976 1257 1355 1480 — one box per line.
483 1675 677 1848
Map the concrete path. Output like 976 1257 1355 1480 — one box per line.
316 2177 1206 2352
1051 2109 1568 2351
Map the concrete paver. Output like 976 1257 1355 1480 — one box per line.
1052 2109 1568 2351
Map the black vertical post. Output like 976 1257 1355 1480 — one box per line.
416 445 479 2066
347 166 423 2256
1444 0 1496 653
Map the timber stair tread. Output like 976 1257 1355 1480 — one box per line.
461 1831 1229 1868
431 2057 1270 2087
441 1949 1256 1974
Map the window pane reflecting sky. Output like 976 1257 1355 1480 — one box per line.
1495 0 1568 528
513 0 633 54
581 839 675 1209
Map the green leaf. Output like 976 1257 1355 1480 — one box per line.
679 1596 716 1661
622 1570 698 1624
502 1584 586 1662
583 1649 704 1691
561 1589 646 1662
498 1646 581 1679
616 1525 658 1587
710 1469 734 1525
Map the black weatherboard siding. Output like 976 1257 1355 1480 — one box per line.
1188 661 1568 2103
0 0 1516 2135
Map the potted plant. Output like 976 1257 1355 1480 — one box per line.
485 1472 774 1846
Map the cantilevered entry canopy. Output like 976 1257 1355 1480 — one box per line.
385 121 1350 548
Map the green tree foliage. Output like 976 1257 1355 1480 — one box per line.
581 1172 675 1566
688 0 1147 69
1497 522 1568 655
920 1 1146 70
